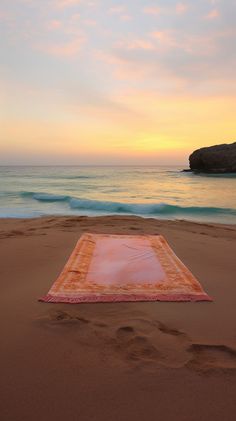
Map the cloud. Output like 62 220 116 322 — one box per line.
0 11 7 21
52 0 97 9
144 3 188 17
115 38 155 51
149 29 216 55
205 9 220 19
47 20 62 30
176 3 188 15
2 0 236 108
37 36 85 57
94 20 236 94
83 19 97 26
150 30 178 49
70 13 81 21
120 14 132 22
107 5 132 21
108 5 126 15
95 49 150 80
143 6 161 15
54 0 82 8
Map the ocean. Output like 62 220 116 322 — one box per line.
0 165 236 223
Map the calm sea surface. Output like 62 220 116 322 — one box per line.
0 166 236 223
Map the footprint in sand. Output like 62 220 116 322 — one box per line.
115 326 160 363
187 344 236 371
1 230 25 238
94 322 108 328
38 310 91 327
116 326 136 340
36 309 236 373
98 317 193 369
158 322 185 337
126 336 160 362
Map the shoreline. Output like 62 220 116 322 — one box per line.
2 213 236 224
1 214 236 238
1 215 236 421
2 215 236 226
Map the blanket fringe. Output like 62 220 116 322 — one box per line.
39 293 212 303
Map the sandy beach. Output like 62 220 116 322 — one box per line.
1 215 236 421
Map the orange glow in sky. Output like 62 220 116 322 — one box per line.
1 1 236 165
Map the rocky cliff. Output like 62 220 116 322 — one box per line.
189 142 236 173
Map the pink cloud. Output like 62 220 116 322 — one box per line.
38 37 85 57
176 3 188 15
70 13 81 22
116 39 155 51
0 9 12 23
95 47 186 85
54 0 82 8
150 30 218 56
83 19 97 26
205 9 220 19
183 34 218 55
150 30 177 48
85 1 97 7
95 50 148 80
0 11 6 21
47 20 62 30
143 6 161 15
108 5 126 15
120 14 133 22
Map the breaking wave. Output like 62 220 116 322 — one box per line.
20 192 236 218
21 192 69 201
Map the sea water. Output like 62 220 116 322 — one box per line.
0 165 236 223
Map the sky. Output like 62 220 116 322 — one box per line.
0 0 236 165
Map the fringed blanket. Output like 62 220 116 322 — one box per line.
40 233 211 303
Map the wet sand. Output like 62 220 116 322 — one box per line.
1 215 236 421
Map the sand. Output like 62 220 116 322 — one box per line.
1 215 236 421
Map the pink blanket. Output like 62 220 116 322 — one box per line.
40 233 212 303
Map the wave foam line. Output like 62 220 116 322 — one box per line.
21 192 69 202
20 192 236 217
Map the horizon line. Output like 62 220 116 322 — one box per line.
0 163 187 167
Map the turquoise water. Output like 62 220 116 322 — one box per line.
0 166 236 223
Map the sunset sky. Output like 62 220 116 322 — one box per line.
1 0 236 165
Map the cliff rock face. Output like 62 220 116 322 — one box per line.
189 142 236 173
